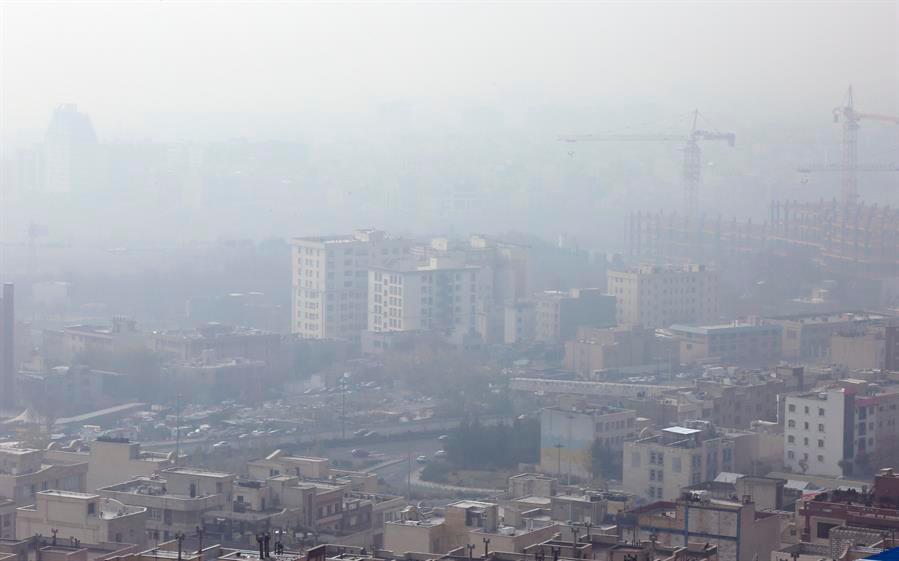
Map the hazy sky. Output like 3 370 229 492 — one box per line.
2 1 897 143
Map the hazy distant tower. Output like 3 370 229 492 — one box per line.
42 104 99 193
0 284 15 410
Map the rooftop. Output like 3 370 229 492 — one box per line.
663 426 702 436
37 490 99 499
670 323 780 335
163 466 234 478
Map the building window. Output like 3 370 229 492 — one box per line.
817 455 824 462
787 451 795 460
788 435 795 444
818 408 825 416
818 439 824 448
818 424 825 432
788 420 796 428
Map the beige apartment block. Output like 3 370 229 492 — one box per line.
368 257 486 341
97 467 234 543
623 425 734 501
0 448 86 506
291 230 413 340
384 501 556 555
620 496 784 561
45 438 174 493
608 264 719 329
16 490 147 545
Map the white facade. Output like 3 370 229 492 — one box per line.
783 389 847 477
291 230 411 339
368 258 485 339
608 264 719 329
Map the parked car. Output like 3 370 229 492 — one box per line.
351 449 370 458
416 455 430 464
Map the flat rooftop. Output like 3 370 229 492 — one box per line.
670 323 780 335
163 467 233 478
663 426 702 436
37 490 99 499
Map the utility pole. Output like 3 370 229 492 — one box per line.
175 532 185 561
195 526 205 560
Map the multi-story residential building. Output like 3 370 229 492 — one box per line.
696 373 784 429
548 491 607 524
623 424 733 501
0 448 87 506
44 437 173 493
16 490 147 545
42 318 144 363
150 323 280 363
539 404 636 481
783 388 854 477
886 325 899 371
564 326 676 377
368 257 486 341
765 311 887 362
797 467 899 543
618 494 784 561
503 301 536 345
419 236 531 343
669 322 782 364
97 467 235 543
384 500 556 555
291 230 412 340
608 264 719 329
830 326 887 370
507 473 557 499
534 289 616 344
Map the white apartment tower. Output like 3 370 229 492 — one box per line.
291 230 411 339
608 264 719 328
368 257 485 339
783 388 850 477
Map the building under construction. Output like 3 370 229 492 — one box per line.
627 198 899 276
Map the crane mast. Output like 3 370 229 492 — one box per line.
559 109 734 220
830 85 899 206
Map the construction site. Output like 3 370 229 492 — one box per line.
593 87 899 312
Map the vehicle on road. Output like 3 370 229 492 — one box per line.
433 450 447 459
351 449 370 458
416 455 429 464
437 434 449 441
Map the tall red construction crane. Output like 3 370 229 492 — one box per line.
559 110 735 220
798 86 899 206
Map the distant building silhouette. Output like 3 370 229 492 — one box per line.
43 104 98 193
0 283 15 411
